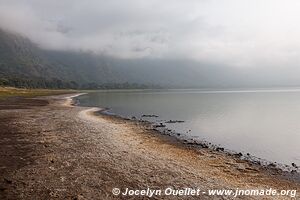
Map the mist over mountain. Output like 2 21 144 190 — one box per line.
2 28 300 89
2 0 300 89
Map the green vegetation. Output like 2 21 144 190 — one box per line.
0 76 161 90
0 77 79 89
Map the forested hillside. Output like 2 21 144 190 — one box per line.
0 29 161 89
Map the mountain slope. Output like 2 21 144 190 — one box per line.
0 29 126 88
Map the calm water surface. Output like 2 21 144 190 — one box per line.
76 89 300 167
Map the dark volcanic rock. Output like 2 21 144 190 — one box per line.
165 120 185 123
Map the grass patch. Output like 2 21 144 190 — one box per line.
0 87 75 100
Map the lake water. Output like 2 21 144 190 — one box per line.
76 89 300 168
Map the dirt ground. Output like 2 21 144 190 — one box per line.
0 94 299 200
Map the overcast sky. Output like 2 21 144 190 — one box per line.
1 0 300 70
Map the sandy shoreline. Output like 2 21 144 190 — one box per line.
0 93 299 199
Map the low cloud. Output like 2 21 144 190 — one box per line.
1 0 300 71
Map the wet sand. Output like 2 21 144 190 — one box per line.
0 94 299 199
